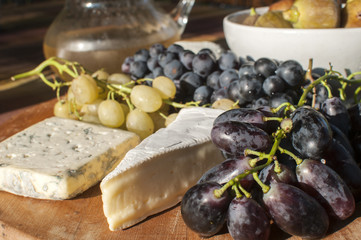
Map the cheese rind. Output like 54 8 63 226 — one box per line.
101 107 225 230
0 117 140 200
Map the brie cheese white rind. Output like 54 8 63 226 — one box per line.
101 107 225 230
0 117 140 200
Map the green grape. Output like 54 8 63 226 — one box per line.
67 86 78 105
130 85 163 113
92 69 109 81
108 73 132 85
126 108 154 139
152 76 177 99
149 111 166 131
71 74 99 105
119 103 130 130
80 99 102 124
98 99 125 128
165 113 178 127
212 98 239 110
54 100 75 119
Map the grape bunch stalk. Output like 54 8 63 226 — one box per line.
181 65 361 239
11 57 208 140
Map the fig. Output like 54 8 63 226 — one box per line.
341 0 361 28
242 8 260 26
255 11 293 28
269 0 294 12
283 0 341 28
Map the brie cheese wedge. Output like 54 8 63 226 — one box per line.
101 107 225 230
0 117 140 200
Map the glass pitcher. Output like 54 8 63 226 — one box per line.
43 0 195 74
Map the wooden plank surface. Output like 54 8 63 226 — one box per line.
1 1 361 239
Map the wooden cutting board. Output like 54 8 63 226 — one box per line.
0 98 361 240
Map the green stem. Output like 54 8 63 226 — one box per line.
163 99 201 109
321 81 333 99
238 183 251 198
277 145 303 165
271 102 295 114
253 172 270 193
354 86 361 103
297 73 339 107
273 160 282 173
108 83 132 94
232 185 242 198
263 116 283 122
12 57 82 82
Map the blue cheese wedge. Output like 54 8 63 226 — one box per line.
100 107 225 230
0 117 140 200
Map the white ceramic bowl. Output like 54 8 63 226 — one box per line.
223 7 361 74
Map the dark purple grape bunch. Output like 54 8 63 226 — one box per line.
181 101 361 239
121 43 311 107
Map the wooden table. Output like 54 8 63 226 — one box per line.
0 1 360 240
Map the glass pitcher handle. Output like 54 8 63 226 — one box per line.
170 0 195 34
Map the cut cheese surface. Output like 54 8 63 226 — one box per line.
0 117 140 200
100 107 225 230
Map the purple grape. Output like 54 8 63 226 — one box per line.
149 43 166 58
211 121 272 156
121 56 134 74
351 134 361 165
320 97 350 136
181 182 231 237
219 69 239 88
198 156 254 189
263 182 329 239
193 85 213 105
296 159 355 220
167 43 184 55
192 52 216 78
210 87 229 104
330 124 355 157
259 162 298 186
269 93 293 108
179 50 195 70
218 50 239 70
250 97 270 109
238 62 257 78
238 74 263 102
179 72 203 96
146 57 159 71
206 70 221 90
163 59 185 80
227 80 247 106
254 57 278 78
152 66 164 78
157 51 178 68
213 108 267 131
290 106 332 159
276 60 305 87
129 60 149 79
133 48 150 62
262 75 286 96
198 48 217 61
322 139 361 201
227 197 270 240
348 103 361 132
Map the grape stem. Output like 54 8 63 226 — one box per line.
277 145 303 165
163 99 201 108
12 57 84 84
271 102 296 114
214 127 287 198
